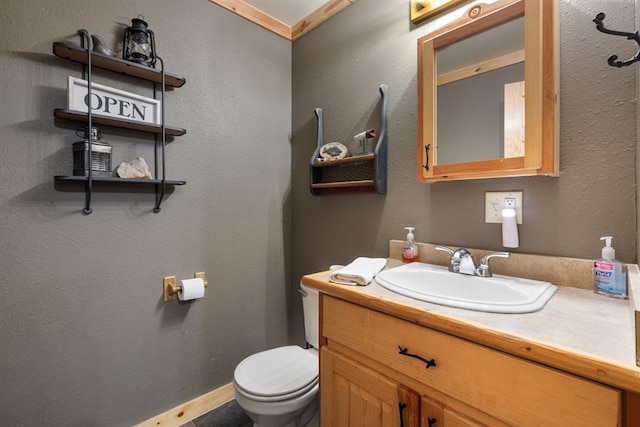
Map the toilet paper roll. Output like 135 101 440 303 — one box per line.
178 278 205 301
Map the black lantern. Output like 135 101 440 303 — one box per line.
123 15 156 67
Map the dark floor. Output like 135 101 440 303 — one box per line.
180 400 252 427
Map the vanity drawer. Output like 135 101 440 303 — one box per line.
322 296 621 426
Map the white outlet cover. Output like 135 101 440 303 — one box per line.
485 191 523 224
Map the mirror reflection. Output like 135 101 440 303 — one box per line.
436 17 525 164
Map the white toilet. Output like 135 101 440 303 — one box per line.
233 283 320 427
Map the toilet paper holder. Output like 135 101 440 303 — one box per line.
164 272 208 302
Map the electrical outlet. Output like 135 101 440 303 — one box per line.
504 197 516 209
485 191 523 224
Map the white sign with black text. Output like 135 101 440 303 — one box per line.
67 76 161 125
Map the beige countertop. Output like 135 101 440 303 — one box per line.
302 257 640 393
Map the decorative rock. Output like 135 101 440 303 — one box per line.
117 157 152 179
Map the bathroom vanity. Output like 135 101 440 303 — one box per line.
301 245 640 426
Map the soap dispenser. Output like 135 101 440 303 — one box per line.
402 227 419 263
593 236 627 299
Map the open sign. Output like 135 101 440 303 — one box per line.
67 76 161 125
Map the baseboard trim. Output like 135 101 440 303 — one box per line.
135 382 235 427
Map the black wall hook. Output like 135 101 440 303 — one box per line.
593 12 640 67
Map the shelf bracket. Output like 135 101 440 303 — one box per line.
375 84 388 194
153 56 167 213
79 29 94 215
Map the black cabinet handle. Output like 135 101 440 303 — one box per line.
428 417 437 427
423 144 431 171
398 346 436 369
399 402 407 427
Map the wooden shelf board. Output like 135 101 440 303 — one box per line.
311 180 375 189
54 176 186 185
53 42 186 88
312 154 375 168
54 109 186 136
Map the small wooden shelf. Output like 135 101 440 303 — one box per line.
54 176 186 185
54 109 186 136
53 42 186 88
310 85 388 196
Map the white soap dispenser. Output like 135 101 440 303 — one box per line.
402 227 419 263
593 236 627 299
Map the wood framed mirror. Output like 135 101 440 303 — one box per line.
416 0 558 183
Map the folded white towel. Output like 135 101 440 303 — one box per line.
330 257 387 286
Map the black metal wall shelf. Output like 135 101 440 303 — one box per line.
52 30 186 215
310 84 388 195
54 176 186 186
52 42 186 87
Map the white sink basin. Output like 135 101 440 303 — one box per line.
375 262 557 314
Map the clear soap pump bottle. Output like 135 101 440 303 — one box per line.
402 227 419 263
593 236 627 299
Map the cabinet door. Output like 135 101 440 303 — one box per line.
422 396 490 427
321 347 419 427
421 396 444 427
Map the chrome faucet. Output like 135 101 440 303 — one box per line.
435 246 509 277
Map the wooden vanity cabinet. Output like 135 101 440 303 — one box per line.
321 347 420 427
319 295 622 426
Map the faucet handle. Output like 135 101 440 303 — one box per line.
434 245 454 256
476 251 510 277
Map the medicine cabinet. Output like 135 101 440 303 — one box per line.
416 0 558 182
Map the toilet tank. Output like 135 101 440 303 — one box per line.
300 283 320 349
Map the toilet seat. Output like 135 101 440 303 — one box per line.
234 345 318 402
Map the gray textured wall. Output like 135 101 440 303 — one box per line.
1 0 638 424
290 0 637 341
0 0 291 425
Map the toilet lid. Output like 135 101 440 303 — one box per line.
234 346 318 398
